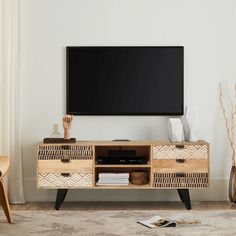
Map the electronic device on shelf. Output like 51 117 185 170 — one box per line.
96 157 147 165
108 150 136 157
96 149 148 165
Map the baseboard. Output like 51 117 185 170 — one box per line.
24 178 228 202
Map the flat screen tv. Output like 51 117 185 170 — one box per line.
66 46 184 115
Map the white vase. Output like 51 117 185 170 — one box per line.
168 118 185 142
183 106 199 142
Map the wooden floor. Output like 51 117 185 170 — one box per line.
10 201 236 211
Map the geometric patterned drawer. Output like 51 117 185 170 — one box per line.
38 173 93 189
38 145 93 160
152 172 209 188
153 144 208 160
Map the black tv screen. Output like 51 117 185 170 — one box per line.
66 46 183 115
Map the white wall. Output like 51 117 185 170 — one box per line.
20 0 236 201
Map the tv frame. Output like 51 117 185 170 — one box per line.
66 46 184 116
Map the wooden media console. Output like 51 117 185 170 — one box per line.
37 140 209 210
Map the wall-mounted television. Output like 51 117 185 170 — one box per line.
66 46 184 115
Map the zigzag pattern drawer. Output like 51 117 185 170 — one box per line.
38 173 93 189
38 145 93 160
152 172 208 188
153 144 208 160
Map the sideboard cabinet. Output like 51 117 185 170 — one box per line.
37 140 209 210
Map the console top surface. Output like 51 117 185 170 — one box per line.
39 140 208 146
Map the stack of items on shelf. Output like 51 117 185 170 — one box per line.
97 173 129 186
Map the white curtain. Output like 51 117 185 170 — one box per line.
0 0 25 203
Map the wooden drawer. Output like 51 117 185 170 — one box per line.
152 172 208 188
152 159 208 173
38 173 93 189
38 160 93 174
153 144 208 160
38 145 93 160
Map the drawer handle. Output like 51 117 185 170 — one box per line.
61 157 70 163
176 172 186 177
176 159 185 163
61 173 71 177
175 145 185 149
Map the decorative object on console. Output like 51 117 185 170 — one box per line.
43 115 75 143
62 114 73 140
182 106 199 142
97 173 129 186
130 171 149 185
50 124 61 138
168 118 185 142
219 82 236 205
229 166 236 205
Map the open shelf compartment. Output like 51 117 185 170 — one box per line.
94 167 151 188
95 145 151 165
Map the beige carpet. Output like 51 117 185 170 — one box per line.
0 210 236 236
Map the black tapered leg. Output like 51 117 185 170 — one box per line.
177 189 191 210
55 189 68 210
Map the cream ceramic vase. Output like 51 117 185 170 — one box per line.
183 106 199 142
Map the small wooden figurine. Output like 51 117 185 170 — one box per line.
62 114 73 140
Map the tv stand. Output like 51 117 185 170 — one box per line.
37 140 209 210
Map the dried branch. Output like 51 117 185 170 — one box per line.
227 85 234 110
231 110 236 166
234 83 236 116
233 83 236 164
219 82 235 166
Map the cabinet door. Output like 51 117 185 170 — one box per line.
152 143 209 188
37 145 93 189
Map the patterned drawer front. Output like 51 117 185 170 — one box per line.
38 173 93 189
38 145 93 160
152 159 208 173
153 144 208 160
38 160 93 173
152 172 208 188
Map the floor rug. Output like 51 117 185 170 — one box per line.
0 210 236 236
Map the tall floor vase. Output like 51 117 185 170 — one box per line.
229 166 236 205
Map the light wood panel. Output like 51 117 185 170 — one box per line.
38 160 93 173
39 140 208 146
95 183 150 189
152 159 208 173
